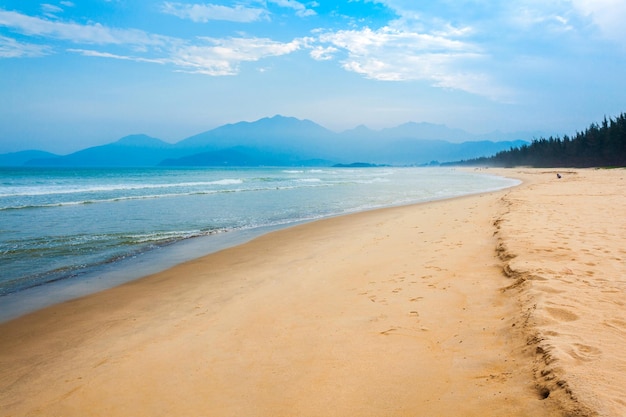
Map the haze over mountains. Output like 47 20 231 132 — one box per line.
0 116 531 167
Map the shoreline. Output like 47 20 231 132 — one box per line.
0 224 285 323
1 168 623 416
0 170 519 323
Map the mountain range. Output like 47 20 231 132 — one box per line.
0 115 531 167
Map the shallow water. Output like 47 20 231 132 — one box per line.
0 166 518 320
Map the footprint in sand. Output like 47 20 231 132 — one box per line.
567 343 602 362
604 319 626 332
368 295 388 305
425 265 444 272
545 307 579 322
538 285 564 294
369 314 388 323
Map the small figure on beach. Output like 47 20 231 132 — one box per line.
557 173 562 179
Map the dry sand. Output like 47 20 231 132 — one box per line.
1 168 624 416
490 168 626 417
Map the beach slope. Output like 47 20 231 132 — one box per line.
492 168 626 417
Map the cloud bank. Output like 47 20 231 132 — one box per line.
1 0 625 102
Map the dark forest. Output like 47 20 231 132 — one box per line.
452 113 626 167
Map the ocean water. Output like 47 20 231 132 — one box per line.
0 166 518 319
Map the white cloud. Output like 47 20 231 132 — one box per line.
0 10 169 47
507 3 575 34
67 36 301 76
0 35 49 58
570 0 626 43
0 2 541 100
67 48 169 65
310 45 338 61
171 36 302 75
161 2 268 23
268 0 317 17
0 9 302 75
41 4 64 17
160 0 318 23
314 26 509 98
302 2 517 98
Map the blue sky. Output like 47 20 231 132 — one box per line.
1 0 626 153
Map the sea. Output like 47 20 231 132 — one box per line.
0 166 518 321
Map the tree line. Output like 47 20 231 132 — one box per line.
451 113 626 168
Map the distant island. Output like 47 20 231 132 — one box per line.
0 115 531 168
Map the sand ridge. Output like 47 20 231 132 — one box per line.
1 168 622 416
490 168 626 417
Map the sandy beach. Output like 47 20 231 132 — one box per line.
492 168 626 416
1 168 624 416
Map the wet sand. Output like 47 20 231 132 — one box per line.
1 168 623 416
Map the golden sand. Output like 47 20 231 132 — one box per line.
1 168 624 416
491 168 626 416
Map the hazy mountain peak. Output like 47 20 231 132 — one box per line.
177 115 333 149
398 121 442 128
344 124 373 133
1 115 535 167
253 114 327 130
0 150 59 167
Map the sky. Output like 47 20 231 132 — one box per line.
1 0 626 153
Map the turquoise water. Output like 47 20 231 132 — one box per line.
0 167 517 313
